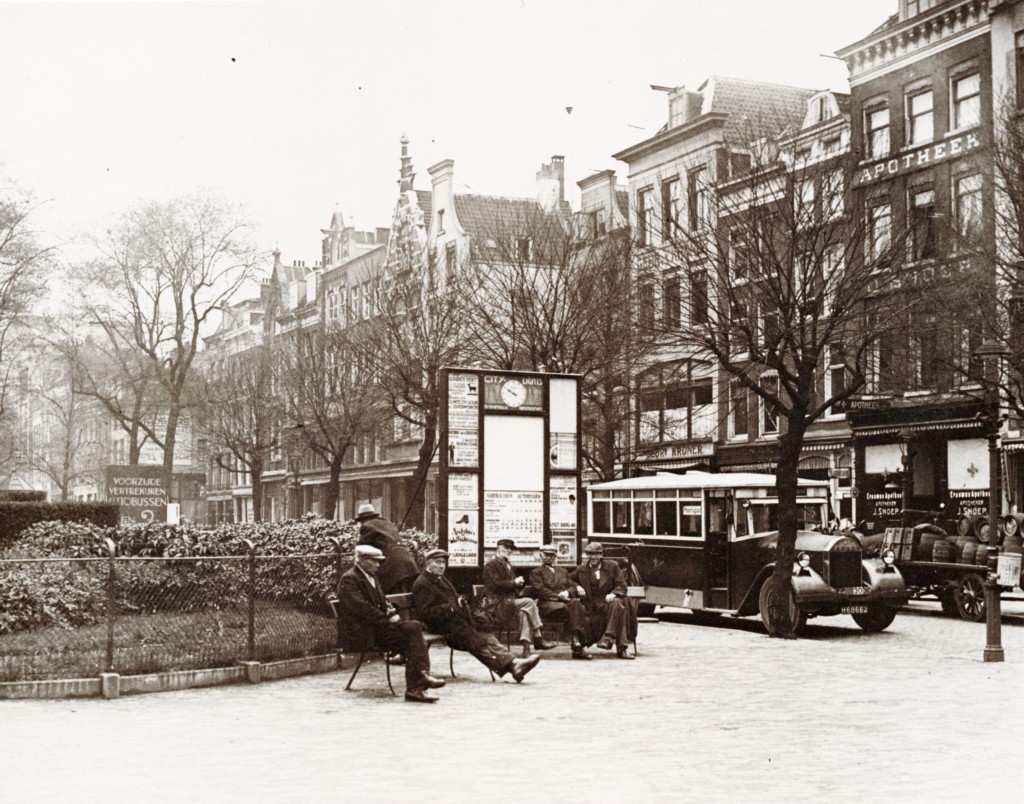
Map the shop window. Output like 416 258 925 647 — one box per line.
906 88 934 145
951 71 980 130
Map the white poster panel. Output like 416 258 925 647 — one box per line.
947 438 989 489
448 472 478 508
864 443 904 475
549 475 578 530
447 373 480 468
483 490 544 548
483 416 544 490
549 433 577 470
549 377 577 433
447 510 479 566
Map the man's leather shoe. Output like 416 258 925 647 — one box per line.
510 654 541 683
420 672 446 689
533 638 557 650
571 647 593 660
404 688 439 703
616 647 635 660
595 638 614 650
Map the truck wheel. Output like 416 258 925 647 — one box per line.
852 605 898 632
758 579 806 635
954 573 986 622
938 587 958 616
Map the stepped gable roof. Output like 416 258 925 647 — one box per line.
454 193 566 240
700 75 816 144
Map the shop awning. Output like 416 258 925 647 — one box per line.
852 417 981 437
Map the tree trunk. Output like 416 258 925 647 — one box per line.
163 407 179 502
250 457 264 522
766 412 807 639
403 417 437 531
324 454 343 520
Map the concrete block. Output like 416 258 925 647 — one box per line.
238 661 262 683
100 672 120 699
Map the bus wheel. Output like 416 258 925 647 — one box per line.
636 603 657 618
852 605 898 632
758 579 806 635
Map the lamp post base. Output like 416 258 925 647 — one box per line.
983 574 1003 663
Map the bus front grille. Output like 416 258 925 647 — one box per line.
826 550 862 589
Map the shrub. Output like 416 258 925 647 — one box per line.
0 502 119 550
0 490 47 502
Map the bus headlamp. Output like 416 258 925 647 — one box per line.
797 552 811 569
881 548 896 567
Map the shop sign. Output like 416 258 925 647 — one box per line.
853 132 982 187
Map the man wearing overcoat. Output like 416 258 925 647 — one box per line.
529 544 591 660
412 549 540 683
571 542 634 659
482 538 556 657
335 544 446 702
355 503 419 594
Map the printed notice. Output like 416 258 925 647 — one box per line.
549 475 578 530
447 373 480 467
549 432 577 470
484 490 543 548
447 510 479 566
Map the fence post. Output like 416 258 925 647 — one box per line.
243 538 256 662
328 536 344 648
104 538 117 673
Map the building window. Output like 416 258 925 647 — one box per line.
909 187 937 261
663 276 681 329
515 237 532 262
821 170 843 221
954 173 982 247
729 227 751 282
865 105 890 159
906 88 934 145
437 209 445 234
662 177 681 239
638 376 714 442
867 202 892 262
760 374 779 435
826 342 848 414
951 71 980 130
637 282 655 329
446 242 457 276
638 187 654 245
689 270 708 326
350 285 360 320
904 0 938 19
729 380 748 439
1017 32 1024 109
687 167 708 230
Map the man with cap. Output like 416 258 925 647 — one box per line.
335 544 447 702
571 542 634 659
482 538 556 657
355 503 419 595
529 545 591 660
412 548 541 683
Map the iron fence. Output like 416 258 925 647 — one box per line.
0 541 345 682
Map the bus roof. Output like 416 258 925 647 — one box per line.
587 471 829 492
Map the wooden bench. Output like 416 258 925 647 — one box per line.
328 594 456 696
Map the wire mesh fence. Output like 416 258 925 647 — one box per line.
0 550 342 682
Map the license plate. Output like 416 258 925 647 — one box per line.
841 605 868 614
838 586 868 596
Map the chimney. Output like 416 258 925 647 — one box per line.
536 155 565 213
428 159 456 234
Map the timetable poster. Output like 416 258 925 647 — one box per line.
549 475 578 530
483 490 543 548
447 373 479 468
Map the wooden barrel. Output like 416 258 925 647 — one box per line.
933 539 953 563
961 542 978 564
957 515 975 537
916 533 939 560
1003 534 1024 554
976 545 994 567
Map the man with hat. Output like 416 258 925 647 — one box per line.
482 538 556 657
355 503 419 595
411 548 541 683
335 544 447 703
571 542 634 659
529 545 591 660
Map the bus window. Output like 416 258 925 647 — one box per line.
735 503 750 537
750 504 777 533
634 500 654 535
613 501 632 533
708 497 728 533
681 502 702 537
655 500 678 536
592 500 610 534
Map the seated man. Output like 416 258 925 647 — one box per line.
482 538 557 657
571 542 634 660
356 503 419 595
336 544 447 703
412 549 540 683
529 545 591 660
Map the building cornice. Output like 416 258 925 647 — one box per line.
612 113 729 165
837 0 989 85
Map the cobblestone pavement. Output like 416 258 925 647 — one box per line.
2 604 1023 804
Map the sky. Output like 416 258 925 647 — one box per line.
0 0 898 270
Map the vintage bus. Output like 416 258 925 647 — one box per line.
587 471 908 632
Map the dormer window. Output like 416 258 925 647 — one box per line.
903 0 938 20
515 237 532 262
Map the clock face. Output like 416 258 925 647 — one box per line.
500 379 527 408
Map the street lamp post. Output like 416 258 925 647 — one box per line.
975 339 1009 663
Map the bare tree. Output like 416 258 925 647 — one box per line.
196 341 279 521
77 195 261 484
459 208 650 480
277 324 388 519
655 147 939 637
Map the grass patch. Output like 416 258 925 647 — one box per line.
0 601 336 682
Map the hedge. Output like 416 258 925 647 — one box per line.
0 502 120 550
0 490 47 502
